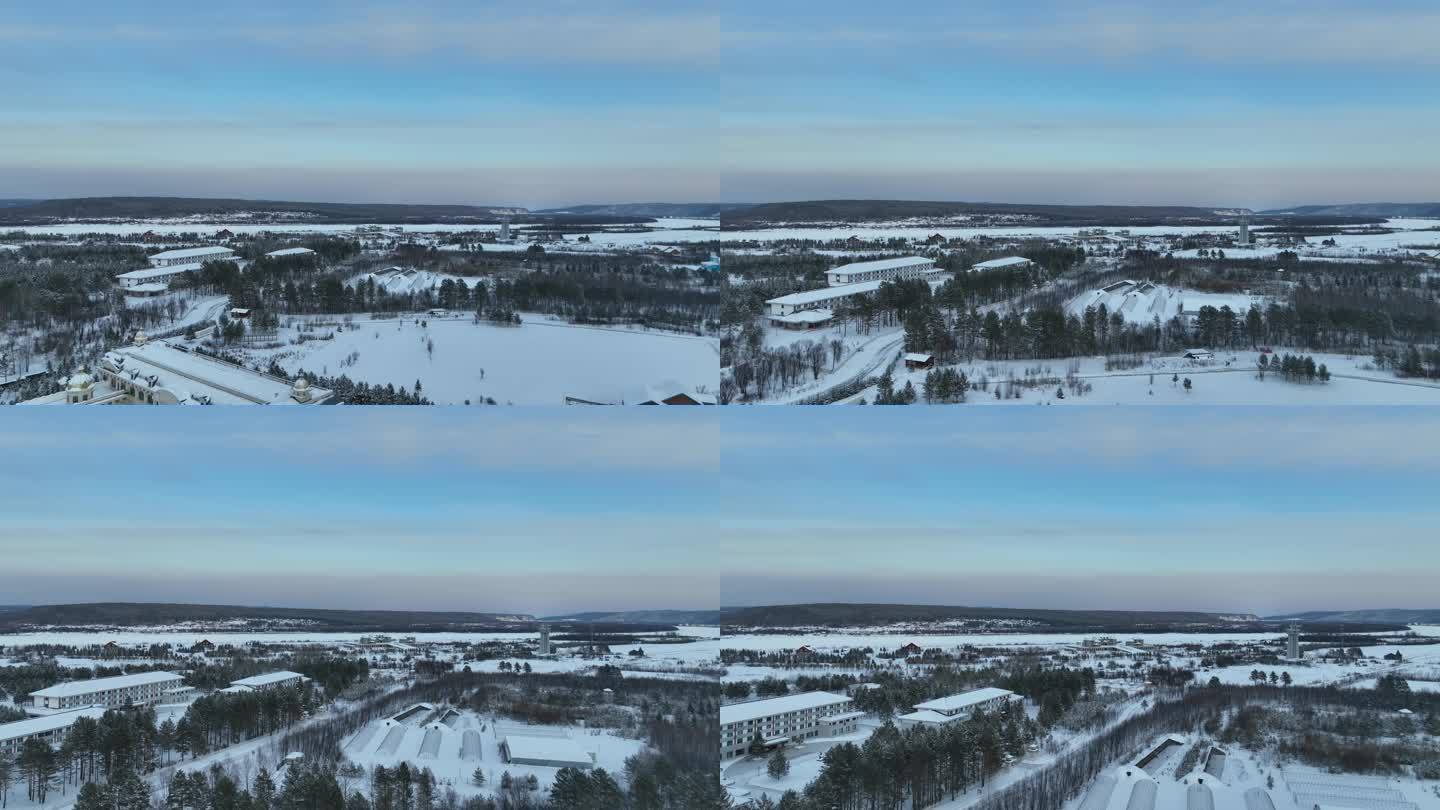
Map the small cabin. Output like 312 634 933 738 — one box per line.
903 352 934 370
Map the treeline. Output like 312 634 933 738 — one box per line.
194 257 718 336
177 686 320 752
765 700 1037 810
183 656 368 695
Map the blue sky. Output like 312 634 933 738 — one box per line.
721 0 1440 207
720 409 1440 615
0 409 719 615
8 2 1438 208
0 1 717 208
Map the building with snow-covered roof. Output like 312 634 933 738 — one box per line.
898 687 1014 729
766 278 887 317
228 671 309 692
720 692 854 759
20 331 332 406
564 382 716 406
500 734 594 769
148 246 235 267
971 256 1034 272
116 262 205 290
29 671 184 714
265 247 317 260
1 706 109 755
826 256 938 286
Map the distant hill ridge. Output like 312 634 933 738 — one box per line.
0 602 530 632
721 603 1408 633
541 609 719 625
0 196 656 226
722 199 1388 228
536 203 746 219
1261 202 1440 217
1266 608 1440 624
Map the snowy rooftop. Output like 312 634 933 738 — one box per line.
913 687 1014 714
828 256 934 275
720 692 853 726
149 246 234 261
265 247 315 257
31 671 183 698
903 352 932 363
95 340 333 405
770 309 834 324
502 734 593 766
972 256 1033 270
117 263 202 281
122 283 170 293
898 709 968 725
767 278 888 307
0 706 108 742
230 671 306 688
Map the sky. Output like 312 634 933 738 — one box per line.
8 2 1440 209
0 1 718 208
0 409 719 616
721 0 1440 208
720 409 1440 616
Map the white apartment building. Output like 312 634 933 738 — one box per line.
0 707 109 755
228 671 309 692
720 691 854 759
826 256 938 286
29 671 185 714
147 246 235 267
897 687 1014 729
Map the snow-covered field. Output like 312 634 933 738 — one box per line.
0 218 719 248
224 314 717 405
719 630 1300 653
0 625 717 648
721 217 1440 255
828 346 1440 406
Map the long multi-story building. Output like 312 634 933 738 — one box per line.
147 246 236 268
0 706 109 755
825 256 938 286
28 671 185 714
720 692 855 759
897 687 1014 729
766 256 949 324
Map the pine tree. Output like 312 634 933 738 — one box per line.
767 747 790 780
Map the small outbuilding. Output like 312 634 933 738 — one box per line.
903 352 934 370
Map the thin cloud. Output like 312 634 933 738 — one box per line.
0 11 719 67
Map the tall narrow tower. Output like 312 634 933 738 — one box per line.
1286 624 1301 659
499 218 512 242
539 624 551 656
1238 215 1252 247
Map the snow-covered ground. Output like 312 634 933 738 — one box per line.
0 625 717 648
0 218 719 248
830 346 1440 406
721 217 1440 254
221 313 717 405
